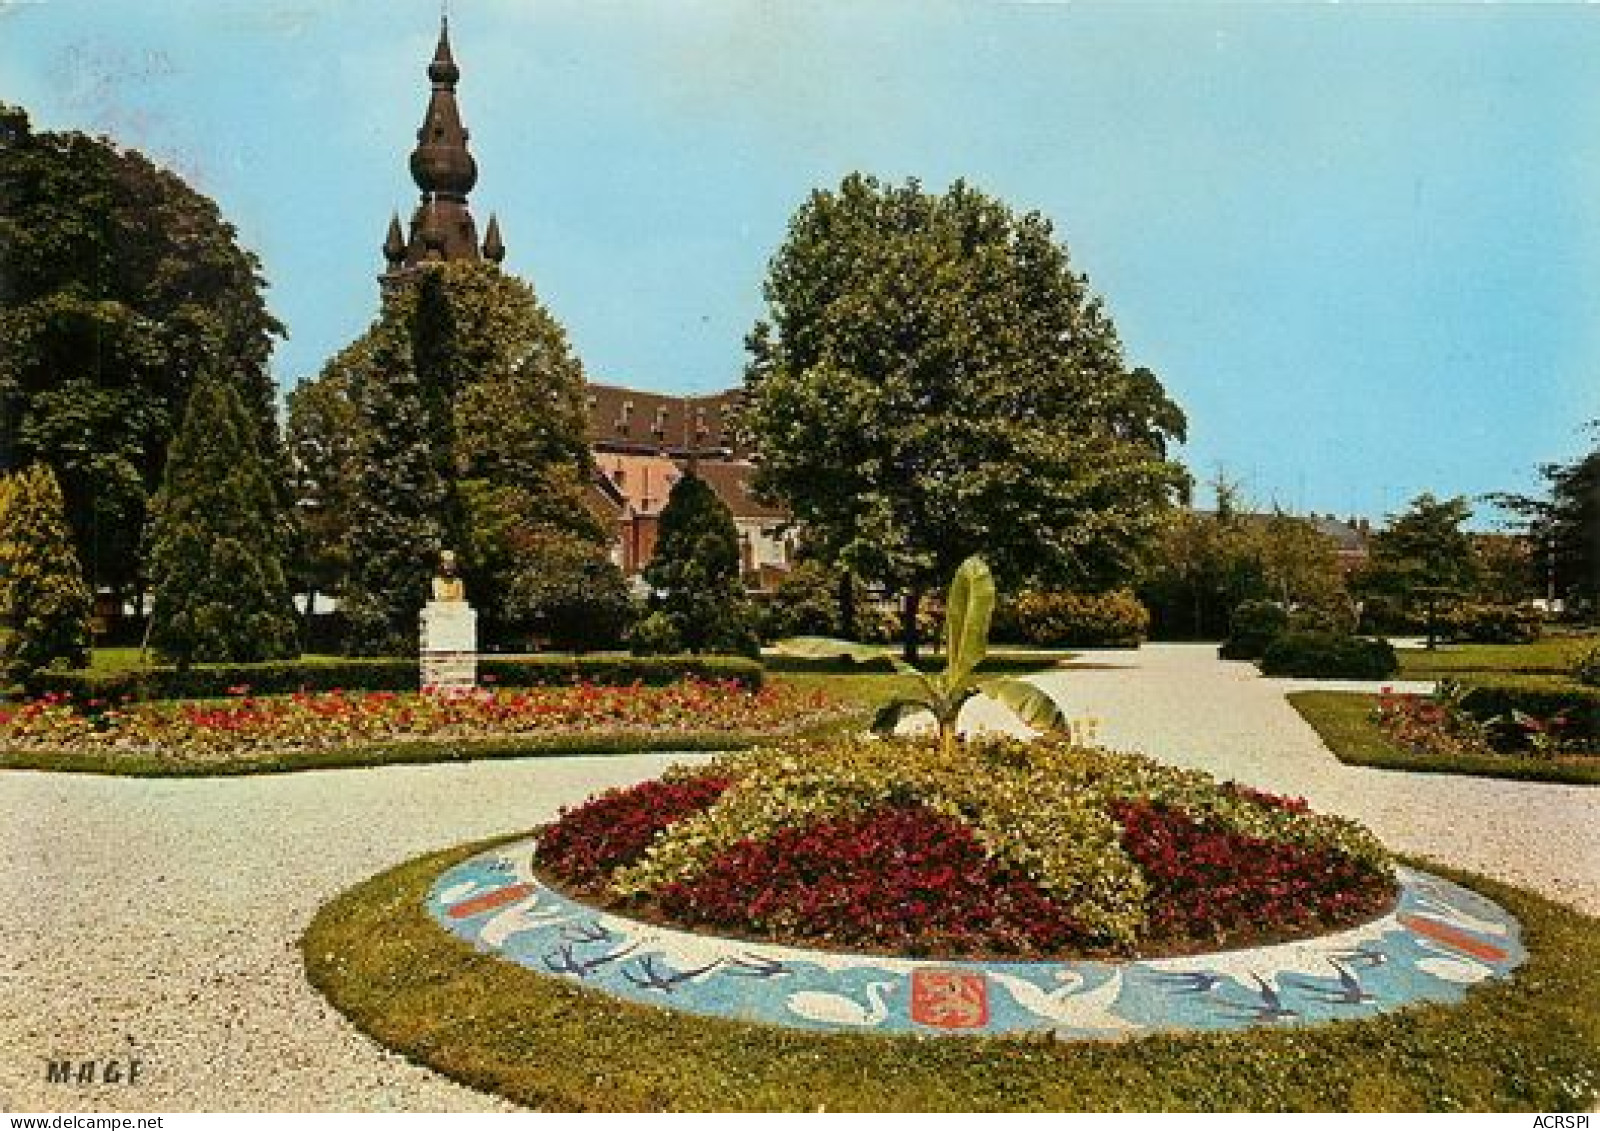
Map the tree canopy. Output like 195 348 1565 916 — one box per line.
1359 493 1481 646
740 174 1189 654
1491 423 1599 610
0 102 283 596
299 261 611 649
1139 477 1351 639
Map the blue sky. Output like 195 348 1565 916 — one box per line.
3 0 1596 524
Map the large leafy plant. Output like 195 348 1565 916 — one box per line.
781 556 1067 756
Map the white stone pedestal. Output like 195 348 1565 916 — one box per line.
420 601 478 692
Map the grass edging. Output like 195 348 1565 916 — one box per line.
301 839 1600 1112
1289 690 1600 786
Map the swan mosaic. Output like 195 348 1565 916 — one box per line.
426 848 1525 1037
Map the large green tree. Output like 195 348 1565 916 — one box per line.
741 174 1188 658
145 374 297 668
0 463 93 679
1491 424 1599 611
0 103 283 598
642 472 757 655
1360 493 1481 648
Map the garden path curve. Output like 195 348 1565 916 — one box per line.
0 642 1594 1111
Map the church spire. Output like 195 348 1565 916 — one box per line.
382 13 500 286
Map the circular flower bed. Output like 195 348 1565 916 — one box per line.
534 736 1398 959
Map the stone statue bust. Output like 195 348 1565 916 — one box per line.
431 549 467 603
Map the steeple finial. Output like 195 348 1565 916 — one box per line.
383 212 406 265
429 11 460 87
482 214 505 264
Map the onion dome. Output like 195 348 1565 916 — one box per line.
409 17 478 199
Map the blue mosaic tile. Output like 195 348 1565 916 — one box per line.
427 841 1524 1038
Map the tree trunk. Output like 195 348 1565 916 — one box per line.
837 570 856 641
901 587 922 664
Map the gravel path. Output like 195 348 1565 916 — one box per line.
1 644 1595 1112
0 753 693 1112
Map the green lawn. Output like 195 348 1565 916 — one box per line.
302 837 1600 1112
1396 633 1597 680
1288 690 1600 786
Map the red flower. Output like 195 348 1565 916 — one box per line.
537 775 732 885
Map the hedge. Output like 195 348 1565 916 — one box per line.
1445 603 1544 645
1258 632 1398 680
1458 676 1600 742
996 589 1150 648
22 653 763 703
1218 600 1288 661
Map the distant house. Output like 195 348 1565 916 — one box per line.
1304 513 1373 573
583 382 795 586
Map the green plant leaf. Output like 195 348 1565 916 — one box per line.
870 698 934 736
980 678 1068 733
944 555 996 691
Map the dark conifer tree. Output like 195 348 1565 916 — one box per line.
643 472 756 655
145 374 297 668
342 335 448 656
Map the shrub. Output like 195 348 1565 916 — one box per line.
1289 598 1359 636
755 561 841 643
1258 632 1398 679
626 612 681 657
1218 600 1289 660
1357 594 1427 636
492 528 633 651
1445 603 1544 645
996 589 1149 648
1576 645 1600 689
849 602 944 647
24 653 765 703
1458 677 1600 744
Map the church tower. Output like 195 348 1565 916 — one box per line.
382 16 504 287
